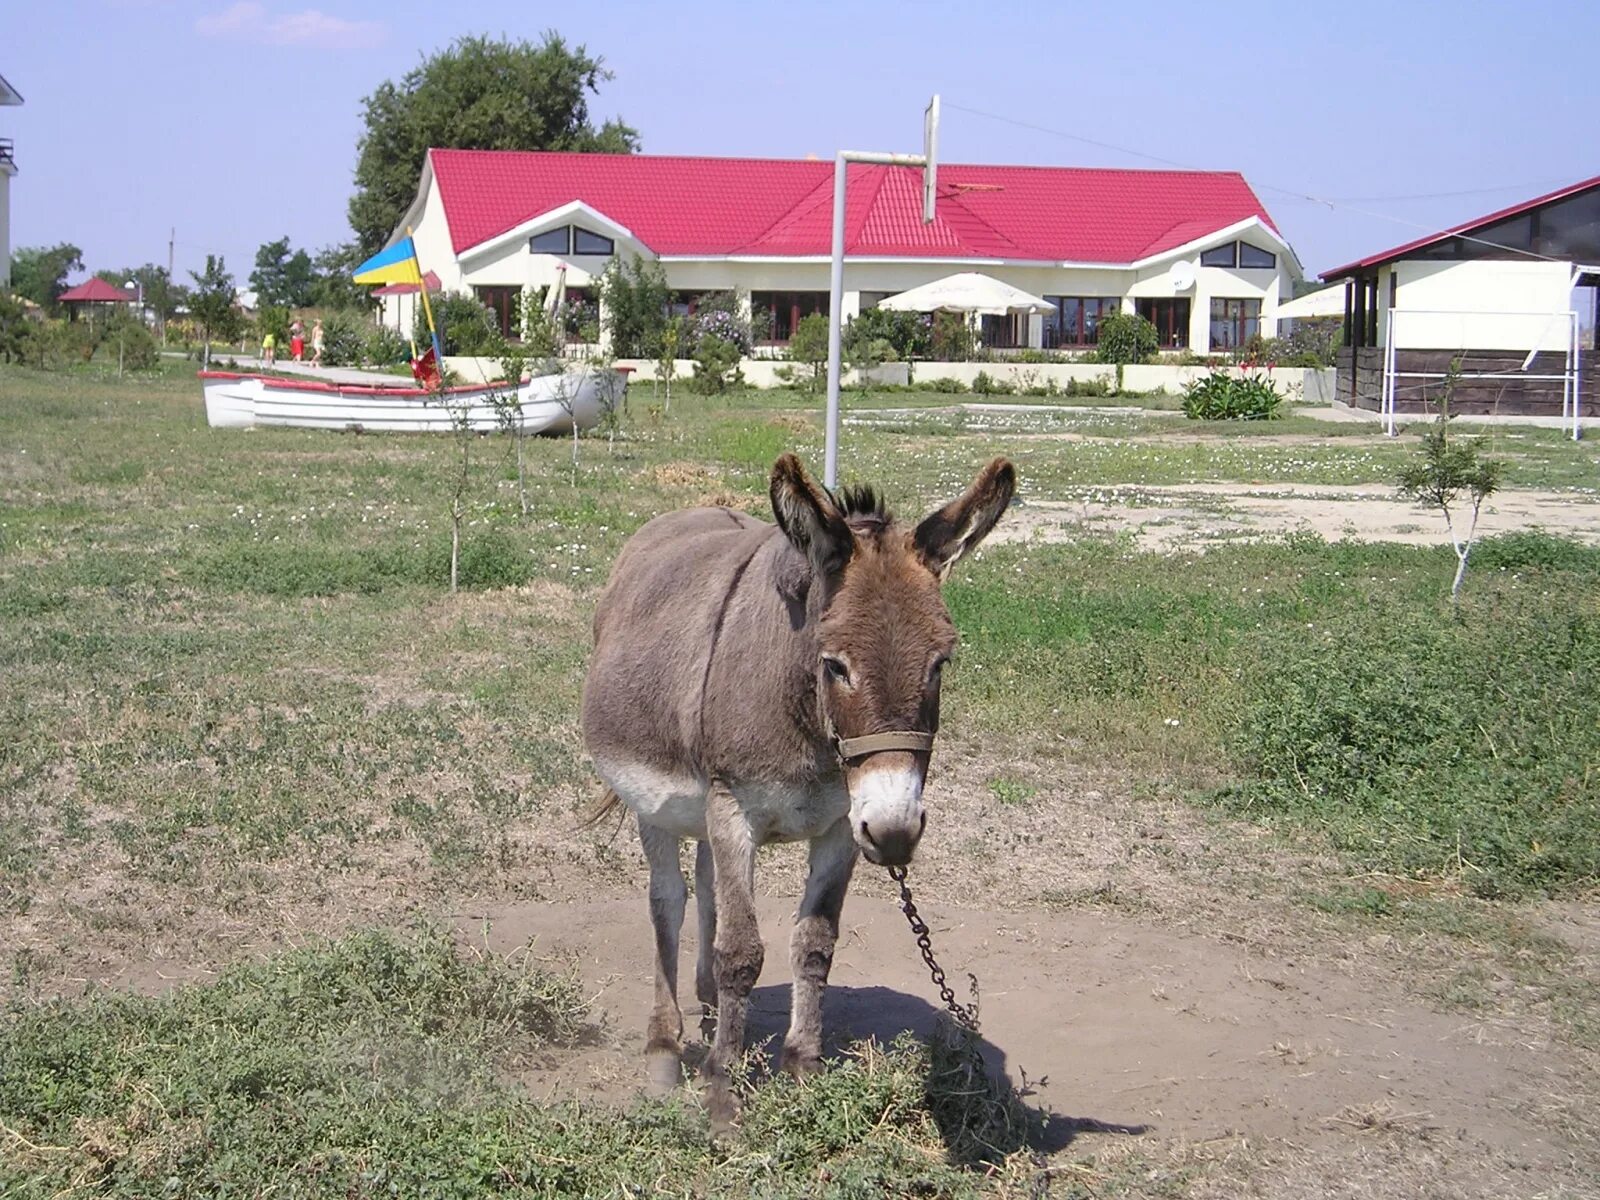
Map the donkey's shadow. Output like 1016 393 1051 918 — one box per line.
693 982 1148 1156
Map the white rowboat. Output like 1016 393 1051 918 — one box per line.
198 368 625 434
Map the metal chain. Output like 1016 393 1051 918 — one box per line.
887 865 980 1033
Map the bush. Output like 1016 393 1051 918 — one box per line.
108 317 159 371
689 334 743 394
686 291 752 356
847 307 933 360
318 311 368 368
364 322 409 366
1222 593 1600 897
427 292 501 357
971 370 1014 396
929 311 974 362
1093 311 1159 364
1063 374 1113 398
0 291 32 362
922 376 969 394
1181 369 1283 420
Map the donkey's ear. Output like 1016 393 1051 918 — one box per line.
770 454 853 577
914 457 1017 581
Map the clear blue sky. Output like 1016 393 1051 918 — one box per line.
8 0 1596 287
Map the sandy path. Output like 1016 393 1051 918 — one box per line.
995 483 1600 552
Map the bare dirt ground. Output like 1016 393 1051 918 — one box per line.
995 482 1600 552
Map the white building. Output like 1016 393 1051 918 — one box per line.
0 72 23 288
377 148 1302 355
1323 174 1599 413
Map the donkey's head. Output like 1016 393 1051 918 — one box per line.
770 453 1016 867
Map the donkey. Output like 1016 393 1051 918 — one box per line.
582 452 1015 1127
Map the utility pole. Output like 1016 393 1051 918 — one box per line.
164 227 175 345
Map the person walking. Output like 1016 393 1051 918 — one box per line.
261 329 276 366
311 319 325 368
289 318 305 363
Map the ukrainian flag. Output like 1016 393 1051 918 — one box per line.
352 237 424 287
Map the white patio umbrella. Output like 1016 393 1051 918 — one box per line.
1274 284 1347 321
878 272 1054 316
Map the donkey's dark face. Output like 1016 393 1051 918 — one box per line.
770 455 1017 866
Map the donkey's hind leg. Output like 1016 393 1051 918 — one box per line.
703 783 761 1134
640 820 688 1094
694 838 717 1037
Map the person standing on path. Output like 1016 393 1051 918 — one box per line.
289 318 305 363
261 329 276 366
311 319 325 368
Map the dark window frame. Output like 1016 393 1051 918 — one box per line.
529 227 570 255
1200 243 1237 268
1044 295 1123 347
475 285 520 340
572 228 615 256
1208 297 1262 350
1135 297 1191 349
751 290 829 344
1237 242 1276 270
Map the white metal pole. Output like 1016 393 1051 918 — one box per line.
1383 310 1396 437
1572 311 1583 442
824 153 848 489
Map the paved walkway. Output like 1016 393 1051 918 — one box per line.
208 356 408 387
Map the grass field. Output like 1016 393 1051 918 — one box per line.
2 361 1598 1196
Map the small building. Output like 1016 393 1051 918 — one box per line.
379 149 1302 355
59 276 134 324
0 71 23 288
1322 175 1599 416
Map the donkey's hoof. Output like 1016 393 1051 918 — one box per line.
705 1079 741 1139
781 1044 824 1079
645 1047 683 1095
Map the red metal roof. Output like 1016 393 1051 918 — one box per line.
1322 173 1600 279
59 277 133 303
427 149 1278 264
370 270 441 296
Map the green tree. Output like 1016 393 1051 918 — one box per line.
11 242 85 312
349 32 639 254
598 254 669 357
1094 310 1159 365
308 242 371 311
189 255 242 365
787 311 830 393
93 264 186 333
1397 363 1504 603
250 237 316 309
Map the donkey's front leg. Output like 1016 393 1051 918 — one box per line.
783 816 858 1076
639 821 688 1094
703 784 761 1133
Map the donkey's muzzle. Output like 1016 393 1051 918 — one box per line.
859 816 922 867
849 763 927 867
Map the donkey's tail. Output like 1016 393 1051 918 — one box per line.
579 787 624 831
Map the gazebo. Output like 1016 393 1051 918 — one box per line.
59 278 134 326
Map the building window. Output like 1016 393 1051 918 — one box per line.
1044 296 1122 348
980 312 1028 349
1238 243 1276 269
1200 244 1236 268
1209 298 1261 350
752 290 828 343
573 228 615 256
529 228 569 255
1136 298 1191 349
475 286 520 339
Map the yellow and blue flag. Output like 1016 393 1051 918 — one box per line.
352 238 424 287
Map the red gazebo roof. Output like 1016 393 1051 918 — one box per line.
59 278 133 303
371 270 441 296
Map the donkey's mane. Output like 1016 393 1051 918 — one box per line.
832 484 892 525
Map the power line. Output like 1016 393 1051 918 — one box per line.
943 100 1568 267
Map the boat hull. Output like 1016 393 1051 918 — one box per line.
196 369 620 434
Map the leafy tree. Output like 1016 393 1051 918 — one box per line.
1397 363 1504 603
11 243 85 312
93 264 186 333
598 254 669 357
309 242 371 312
188 255 242 365
250 236 316 309
787 311 830 393
0 291 33 362
349 32 639 253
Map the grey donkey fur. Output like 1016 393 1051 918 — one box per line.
582 452 1015 1129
